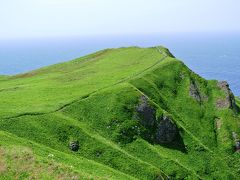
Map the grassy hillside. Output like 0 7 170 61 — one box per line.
0 46 240 179
0 47 165 119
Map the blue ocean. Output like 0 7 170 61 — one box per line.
0 33 239 95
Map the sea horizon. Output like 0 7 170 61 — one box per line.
0 32 240 95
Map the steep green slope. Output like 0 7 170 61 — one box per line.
0 46 240 179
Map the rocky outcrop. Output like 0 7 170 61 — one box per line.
218 81 231 92
217 81 239 112
136 96 179 146
189 80 208 103
189 82 201 102
69 141 79 151
136 96 156 127
155 116 178 144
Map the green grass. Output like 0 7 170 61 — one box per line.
0 46 240 179
0 131 136 179
0 47 165 119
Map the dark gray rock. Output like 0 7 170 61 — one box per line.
155 116 178 144
217 81 239 112
69 141 79 151
189 82 201 102
189 81 208 102
135 96 185 151
136 96 156 127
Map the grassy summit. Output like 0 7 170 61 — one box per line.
0 46 240 179
0 47 166 118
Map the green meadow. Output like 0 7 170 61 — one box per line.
0 46 240 179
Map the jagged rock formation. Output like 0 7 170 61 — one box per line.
136 96 156 127
136 95 179 146
155 116 178 144
217 81 239 112
189 81 208 102
189 81 201 102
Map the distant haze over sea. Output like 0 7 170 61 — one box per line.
0 33 239 95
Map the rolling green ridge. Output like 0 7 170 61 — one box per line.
0 46 240 179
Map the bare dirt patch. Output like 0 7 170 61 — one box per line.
0 149 6 173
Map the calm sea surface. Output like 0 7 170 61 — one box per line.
0 33 240 95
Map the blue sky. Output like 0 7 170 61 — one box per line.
0 0 240 39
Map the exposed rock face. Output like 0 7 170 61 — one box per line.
69 141 79 151
136 96 182 149
136 96 156 127
216 99 231 109
189 82 201 102
217 81 239 112
218 81 230 92
189 81 208 103
156 116 178 144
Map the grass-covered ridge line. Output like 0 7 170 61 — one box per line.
0 46 167 119
0 46 240 179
